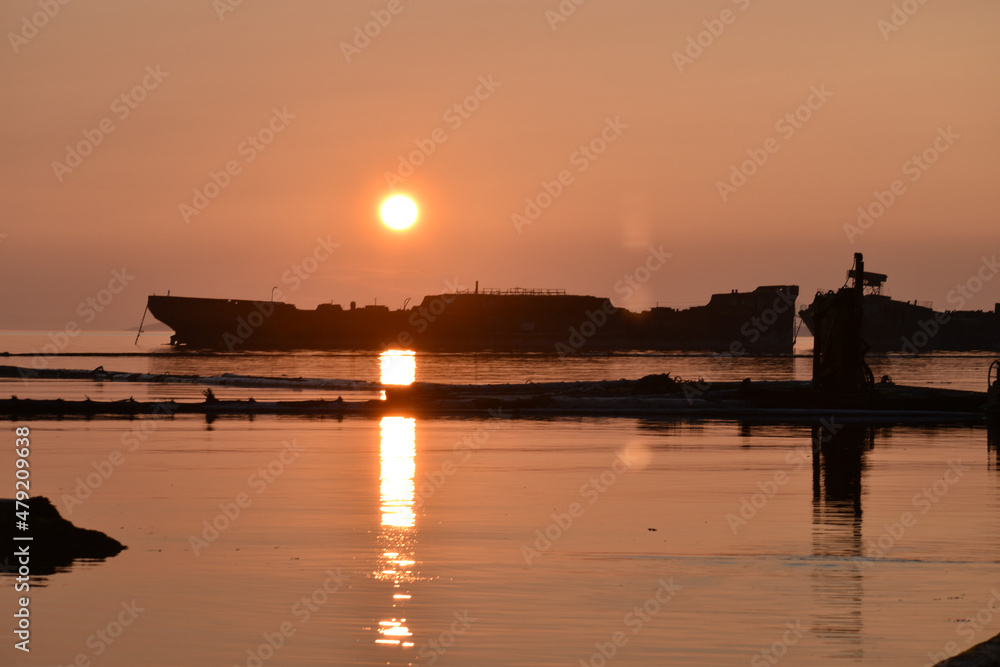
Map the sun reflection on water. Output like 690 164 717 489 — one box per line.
374 350 418 650
379 349 415 400
379 417 416 529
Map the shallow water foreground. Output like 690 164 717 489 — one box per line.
1 414 998 666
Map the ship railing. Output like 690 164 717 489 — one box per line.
454 288 567 296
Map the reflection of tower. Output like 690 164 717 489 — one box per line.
988 360 999 468
374 350 418 651
986 415 1000 470
989 421 999 471
811 423 871 660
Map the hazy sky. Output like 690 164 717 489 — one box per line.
1 0 998 330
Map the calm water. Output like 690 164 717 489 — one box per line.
1 333 999 666
0 330 994 392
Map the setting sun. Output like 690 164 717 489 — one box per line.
380 194 418 230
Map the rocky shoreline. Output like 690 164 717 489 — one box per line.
0 497 126 576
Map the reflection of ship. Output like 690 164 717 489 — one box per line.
989 361 999 461
146 283 800 354
811 423 871 661
989 361 999 421
799 264 1000 352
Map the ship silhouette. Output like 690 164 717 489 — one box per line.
146 283 800 354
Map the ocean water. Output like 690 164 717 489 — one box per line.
1 332 999 666
1 330 994 392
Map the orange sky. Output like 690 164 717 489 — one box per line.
1 0 998 329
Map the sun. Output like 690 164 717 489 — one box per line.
380 194 418 230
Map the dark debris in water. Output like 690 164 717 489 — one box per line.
0 496 126 576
